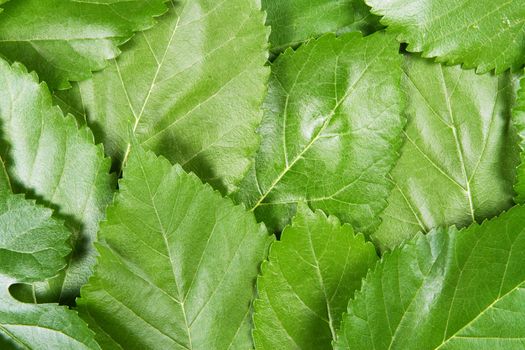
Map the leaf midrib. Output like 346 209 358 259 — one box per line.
251 44 389 210
120 0 183 168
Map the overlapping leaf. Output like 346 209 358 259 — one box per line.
0 59 114 303
336 205 525 350
55 0 269 193
263 0 381 53
77 146 272 349
234 32 404 233
366 0 525 73
253 203 377 349
0 165 99 350
0 0 168 89
372 55 519 251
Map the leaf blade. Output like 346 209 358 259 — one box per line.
366 0 525 73
263 0 381 53
55 0 270 193
0 59 115 303
253 203 377 349
0 190 99 350
77 146 272 349
336 205 525 350
0 0 168 89
234 32 405 233
372 55 519 251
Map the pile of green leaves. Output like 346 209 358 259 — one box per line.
1 0 525 349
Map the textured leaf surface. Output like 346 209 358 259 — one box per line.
0 0 167 89
0 173 99 349
234 32 404 233
372 55 519 251
56 0 269 193
253 203 377 350
336 205 525 350
367 0 525 73
78 147 272 349
0 59 114 303
514 75 525 202
263 0 381 53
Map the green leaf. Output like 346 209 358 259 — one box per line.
54 0 269 194
77 146 272 349
253 203 377 350
336 205 525 350
0 0 168 89
372 55 519 251
0 0 8 12
0 59 114 303
513 74 525 203
0 180 99 349
233 32 405 233
263 0 381 53
366 0 525 74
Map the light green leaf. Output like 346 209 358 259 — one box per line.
336 205 525 350
77 146 272 349
0 0 168 89
366 0 525 73
0 59 114 303
372 55 519 251
263 0 381 53
513 74 525 202
233 32 405 233
253 203 377 350
54 0 269 194
0 179 99 349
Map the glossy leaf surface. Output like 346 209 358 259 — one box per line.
0 59 114 303
373 55 518 251
78 147 272 349
513 75 525 202
366 0 525 73
56 0 269 193
234 32 405 233
253 203 377 350
337 205 525 350
263 0 381 53
0 0 167 89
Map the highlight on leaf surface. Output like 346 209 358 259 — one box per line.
366 0 525 73
0 0 168 89
372 54 519 251
336 205 525 350
0 58 114 304
0 172 99 349
54 0 270 194
234 31 405 234
77 146 272 349
513 74 525 203
263 0 381 54
253 203 377 350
